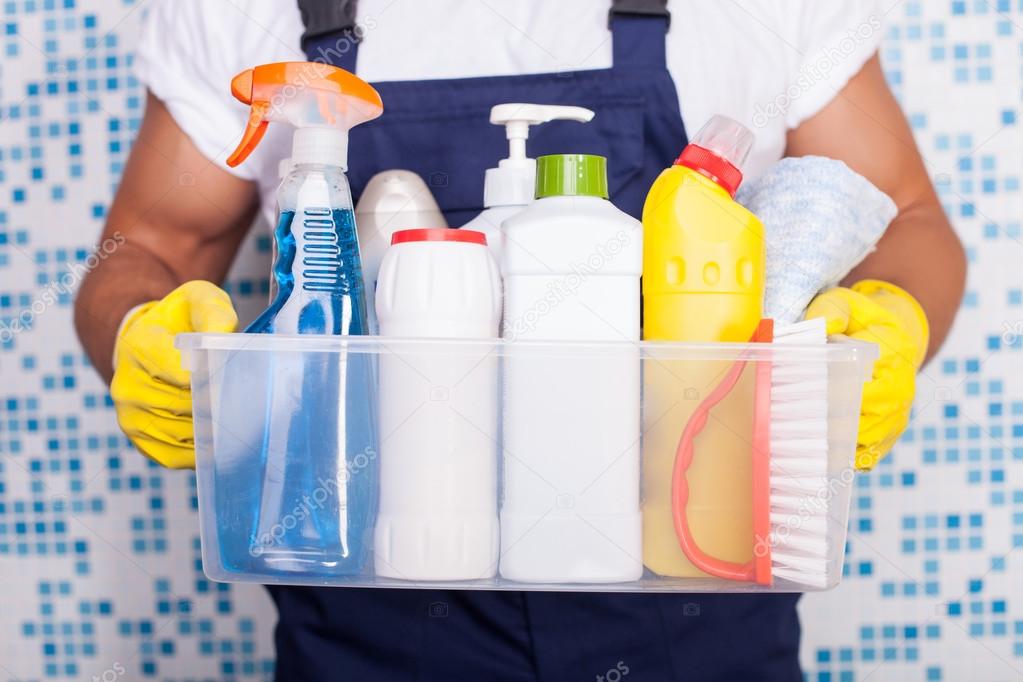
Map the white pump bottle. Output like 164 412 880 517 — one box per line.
461 103 594 266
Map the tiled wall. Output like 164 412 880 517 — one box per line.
0 1 1020 680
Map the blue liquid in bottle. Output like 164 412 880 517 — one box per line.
246 208 369 336
223 173 379 578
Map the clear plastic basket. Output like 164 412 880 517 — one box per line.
177 333 877 592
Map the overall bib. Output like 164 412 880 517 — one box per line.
264 2 803 680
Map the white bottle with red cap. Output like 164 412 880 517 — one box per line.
373 228 503 580
355 171 448 334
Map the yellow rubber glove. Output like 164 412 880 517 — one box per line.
806 280 930 471
111 281 237 469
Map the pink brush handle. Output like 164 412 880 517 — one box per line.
670 320 774 584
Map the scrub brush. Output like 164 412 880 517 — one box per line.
671 317 830 588
759 317 830 588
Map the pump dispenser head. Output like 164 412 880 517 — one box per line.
227 62 383 170
483 103 595 207
674 115 755 197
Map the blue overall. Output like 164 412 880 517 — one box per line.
265 4 803 680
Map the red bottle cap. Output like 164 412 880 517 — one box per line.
674 144 744 198
391 228 488 246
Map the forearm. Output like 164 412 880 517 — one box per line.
75 242 181 382
841 197 965 363
75 93 259 383
783 54 966 363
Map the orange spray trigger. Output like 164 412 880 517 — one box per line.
230 68 255 104
227 101 270 168
225 62 383 168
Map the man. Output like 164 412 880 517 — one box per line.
76 1 965 679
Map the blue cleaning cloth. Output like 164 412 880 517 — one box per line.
737 156 897 324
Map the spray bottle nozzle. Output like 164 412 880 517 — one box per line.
227 62 383 169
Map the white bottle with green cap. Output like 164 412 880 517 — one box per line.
461 103 594 267
499 154 643 583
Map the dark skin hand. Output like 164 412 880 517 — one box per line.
77 53 965 380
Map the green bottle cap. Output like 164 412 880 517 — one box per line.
534 154 609 199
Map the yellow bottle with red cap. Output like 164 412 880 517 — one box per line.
641 115 766 577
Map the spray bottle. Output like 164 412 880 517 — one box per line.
461 103 594 266
355 171 447 333
641 115 767 577
229 62 382 335
225 62 383 575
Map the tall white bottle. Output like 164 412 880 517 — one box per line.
374 228 503 581
462 103 594 268
499 154 644 583
356 171 446 333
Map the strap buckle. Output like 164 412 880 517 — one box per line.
608 0 671 29
298 0 359 51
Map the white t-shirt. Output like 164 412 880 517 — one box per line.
135 0 884 225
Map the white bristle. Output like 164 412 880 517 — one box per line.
767 318 831 588
771 477 830 496
772 318 827 341
769 511 829 536
769 562 829 589
771 536 829 561
770 449 828 466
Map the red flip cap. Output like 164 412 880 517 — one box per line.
674 144 744 198
391 228 488 246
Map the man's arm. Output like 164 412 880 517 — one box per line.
75 91 259 382
786 53 966 363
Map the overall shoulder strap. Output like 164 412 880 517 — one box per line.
298 0 670 72
609 0 670 69
609 0 670 26
298 0 360 63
